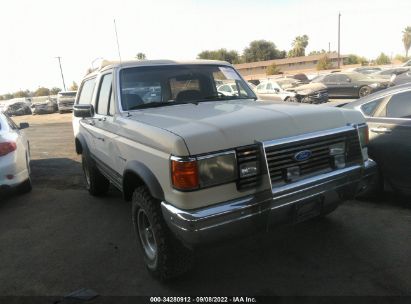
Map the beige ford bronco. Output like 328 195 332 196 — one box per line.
72 60 376 280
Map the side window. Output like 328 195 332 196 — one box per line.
109 89 115 116
384 91 411 118
4 115 18 130
360 98 384 116
335 75 350 83
324 75 336 83
256 83 265 92
96 74 113 115
78 78 96 104
266 83 273 90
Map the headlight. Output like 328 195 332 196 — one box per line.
358 125 369 148
197 152 237 187
171 151 237 190
329 142 346 169
358 124 369 161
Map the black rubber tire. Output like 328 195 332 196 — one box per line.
359 86 372 98
81 153 110 196
18 179 32 194
131 186 193 281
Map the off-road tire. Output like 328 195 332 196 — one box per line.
18 179 32 194
131 186 193 281
81 153 110 196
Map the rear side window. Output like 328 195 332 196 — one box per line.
96 74 113 115
78 78 96 105
361 98 384 116
384 91 411 118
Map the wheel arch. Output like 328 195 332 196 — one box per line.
123 160 165 202
75 134 88 155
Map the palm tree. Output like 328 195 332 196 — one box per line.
135 53 147 60
289 35 309 57
402 26 411 58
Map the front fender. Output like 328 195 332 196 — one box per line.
123 160 165 201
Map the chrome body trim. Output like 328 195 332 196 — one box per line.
161 159 377 245
262 125 356 148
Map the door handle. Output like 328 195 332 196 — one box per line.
96 137 105 142
370 127 392 134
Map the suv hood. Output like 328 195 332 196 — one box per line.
127 99 364 155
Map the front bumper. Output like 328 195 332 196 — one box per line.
299 92 329 104
161 159 377 246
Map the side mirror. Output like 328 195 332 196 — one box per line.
73 104 94 118
19 122 29 129
274 88 280 93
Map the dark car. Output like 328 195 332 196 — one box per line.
343 83 411 195
351 67 382 74
372 67 410 77
311 72 390 98
391 72 411 86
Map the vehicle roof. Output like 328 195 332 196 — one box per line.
343 82 411 109
90 59 232 74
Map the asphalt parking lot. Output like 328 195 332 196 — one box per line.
1 113 410 297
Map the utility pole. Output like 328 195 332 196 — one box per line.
55 56 67 91
337 12 341 68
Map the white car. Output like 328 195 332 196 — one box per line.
217 83 248 96
72 59 375 280
0 112 32 193
256 79 297 101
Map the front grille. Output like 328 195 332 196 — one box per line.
236 145 261 190
264 129 362 186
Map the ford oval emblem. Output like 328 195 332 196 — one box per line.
294 150 312 162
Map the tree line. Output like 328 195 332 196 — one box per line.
0 82 78 101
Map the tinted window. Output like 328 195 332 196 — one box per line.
361 98 384 116
96 74 113 115
78 78 96 104
385 91 411 118
325 74 349 83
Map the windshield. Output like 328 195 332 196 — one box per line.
119 64 256 110
276 79 299 89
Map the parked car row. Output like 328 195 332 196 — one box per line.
255 78 329 103
0 91 77 116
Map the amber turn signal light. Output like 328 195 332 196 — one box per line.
171 159 199 190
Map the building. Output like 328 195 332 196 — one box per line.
234 53 348 80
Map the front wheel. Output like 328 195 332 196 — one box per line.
132 186 193 281
359 86 372 97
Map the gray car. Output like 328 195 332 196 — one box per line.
343 83 411 195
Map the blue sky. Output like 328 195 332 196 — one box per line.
1 0 410 92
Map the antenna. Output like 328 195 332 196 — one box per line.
114 19 122 63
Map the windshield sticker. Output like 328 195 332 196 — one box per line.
219 67 241 80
